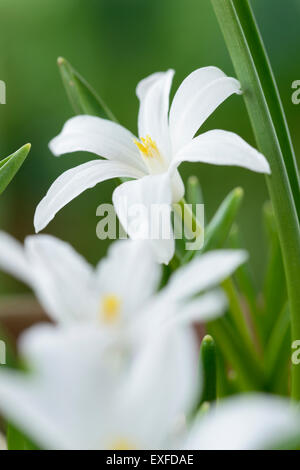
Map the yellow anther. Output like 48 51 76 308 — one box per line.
109 438 137 450
100 294 121 324
134 135 160 158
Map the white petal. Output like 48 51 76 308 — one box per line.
34 159 144 232
172 130 271 174
112 174 175 264
164 249 248 301
138 290 226 339
186 394 300 450
171 289 227 326
0 231 32 285
96 239 161 320
169 67 241 152
137 70 174 159
25 235 95 324
123 325 199 448
0 324 121 450
49 115 146 172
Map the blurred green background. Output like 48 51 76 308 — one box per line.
0 0 299 294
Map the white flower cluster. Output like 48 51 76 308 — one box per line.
0 68 298 450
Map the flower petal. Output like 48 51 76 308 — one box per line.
171 289 227 326
49 115 146 172
137 70 174 159
136 290 227 341
0 324 121 450
34 159 143 232
164 249 248 301
96 239 161 320
171 130 271 174
123 325 199 448
169 67 241 152
112 174 175 264
25 235 96 324
0 231 32 284
186 394 300 450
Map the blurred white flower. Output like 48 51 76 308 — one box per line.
0 232 247 334
34 67 270 263
0 324 298 450
0 324 199 450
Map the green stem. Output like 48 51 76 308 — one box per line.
211 0 300 401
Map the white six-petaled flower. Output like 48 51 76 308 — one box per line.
0 232 247 339
0 324 298 450
34 67 270 263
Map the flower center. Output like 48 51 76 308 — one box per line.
134 135 167 175
134 135 161 159
100 294 121 324
108 438 137 450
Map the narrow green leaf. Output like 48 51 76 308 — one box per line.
199 335 217 405
0 144 31 195
265 304 291 395
186 175 204 211
262 201 286 342
222 277 256 357
57 57 117 121
227 224 262 346
227 0 300 219
211 0 300 400
207 315 264 391
6 423 39 450
203 187 243 251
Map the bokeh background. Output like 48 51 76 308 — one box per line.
0 0 299 295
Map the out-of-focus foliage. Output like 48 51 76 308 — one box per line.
0 0 299 293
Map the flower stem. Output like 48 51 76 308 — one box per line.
211 0 300 401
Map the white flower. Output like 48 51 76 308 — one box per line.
0 324 298 450
34 67 270 263
0 232 246 334
0 324 199 449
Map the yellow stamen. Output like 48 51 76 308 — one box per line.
100 294 121 324
134 135 160 158
109 438 137 450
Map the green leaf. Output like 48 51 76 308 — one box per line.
203 187 243 252
227 224 262 345
226 1 300 220
222 277 256 357
186 175 204 212
6 423 39 450
207 315 264 391
0 144 31 195
199 335 217 405
57 57 117 121
265 304 291 395
262 201 287 343
211 0 300 401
